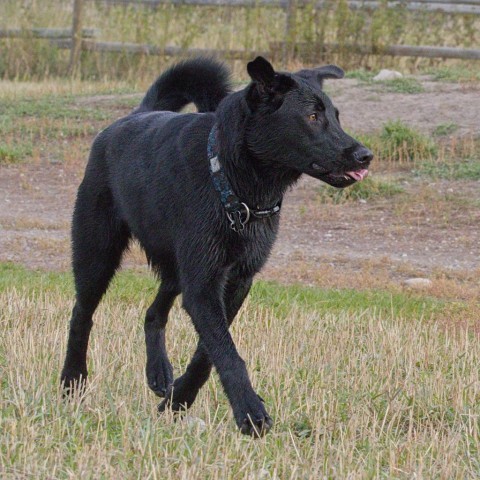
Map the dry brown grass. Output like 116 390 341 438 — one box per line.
0 216 68 231
0 79 132 100
1 276 480 478
1 51 479 478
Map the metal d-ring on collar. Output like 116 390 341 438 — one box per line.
207 124 281 233
226 202 251 232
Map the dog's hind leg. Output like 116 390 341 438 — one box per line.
145 272 180 397
61 179 130 396
159 275 253 414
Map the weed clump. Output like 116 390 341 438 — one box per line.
358 120 437 164
380 120 437 161
0 144 31 164
382 77 424 94
433 123 459 137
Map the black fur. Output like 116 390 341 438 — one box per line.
136 57 231 113
60 57 373 437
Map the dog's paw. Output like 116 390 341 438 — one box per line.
240 414 273 437
146 359 173 397
234 393 273 437
60 370 88 398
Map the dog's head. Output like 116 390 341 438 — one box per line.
244 57 372 188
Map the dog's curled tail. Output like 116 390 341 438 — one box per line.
136 57 231 114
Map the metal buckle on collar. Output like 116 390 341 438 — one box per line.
251 204 281 219
226 203 250 232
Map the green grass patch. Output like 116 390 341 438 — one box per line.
316 177 404 204
0 263 73 296
414 158 480 181
251 281 442 320
0 142 33 164
0 89 140 162
0 262 443 322
427 66 480 83
345 69 375 83
345 73 425 93
380 121 435 157
357 120 437 163
0 262 158 305
381 77 424 94
0 88 138 127
433 122 459 137
0 96 111 122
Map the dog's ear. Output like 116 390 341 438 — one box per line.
247 56 276 88
313 65 345 81
246 57 295 111
296 64 344 88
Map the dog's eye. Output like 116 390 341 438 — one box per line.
308 113 318 121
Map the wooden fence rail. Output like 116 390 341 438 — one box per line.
92 0 480 15
278 42 480 61
50 38 480 62
52 38 269 59
0 28 97 39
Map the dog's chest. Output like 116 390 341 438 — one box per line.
227 220 278 275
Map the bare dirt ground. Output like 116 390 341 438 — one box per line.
1 77 479 297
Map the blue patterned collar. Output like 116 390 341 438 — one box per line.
207 124 281 232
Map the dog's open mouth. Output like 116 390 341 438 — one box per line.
320 168 369 188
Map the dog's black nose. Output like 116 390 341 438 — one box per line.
353 146 373 165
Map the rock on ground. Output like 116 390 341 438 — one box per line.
373 69 403 81
403 278 433 289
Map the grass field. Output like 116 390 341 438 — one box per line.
1 263 479 478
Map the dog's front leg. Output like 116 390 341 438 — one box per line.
182 285 272 437
158 275 253 413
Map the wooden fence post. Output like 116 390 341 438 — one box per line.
68 0 85 75
283 0 297 66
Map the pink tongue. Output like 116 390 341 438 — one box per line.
347 169 369 182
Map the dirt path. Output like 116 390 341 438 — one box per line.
1 77 479 295
330 77 480 136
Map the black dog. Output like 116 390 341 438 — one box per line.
61 57 372 436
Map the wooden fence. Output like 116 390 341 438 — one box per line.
2 0 480 74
